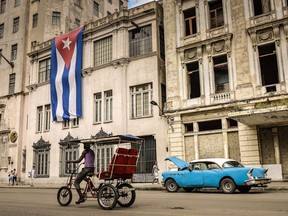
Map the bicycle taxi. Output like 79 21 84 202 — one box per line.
57 134 143 210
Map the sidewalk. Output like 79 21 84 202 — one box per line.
0 181 288 191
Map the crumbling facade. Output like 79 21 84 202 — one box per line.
163 0 288 180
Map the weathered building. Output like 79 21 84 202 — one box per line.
163 0 288 181
1 0 168 184
25 1 166 184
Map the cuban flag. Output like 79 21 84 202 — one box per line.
50 26 84 121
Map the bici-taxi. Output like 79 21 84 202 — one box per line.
57 134 143 210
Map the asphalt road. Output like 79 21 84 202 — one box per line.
0 188 287 216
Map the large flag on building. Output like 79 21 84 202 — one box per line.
50 26 84 121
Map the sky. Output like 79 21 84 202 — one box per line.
128 0 155 9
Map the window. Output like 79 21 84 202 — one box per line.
11 44 17 60
93 1 99 16
159 25 165 60
184 7 197 36
258 43 279 91
75 18 80 28
213 55 229 93
96 145 113 173
14 0 20 7
38 58 50 83
119 0 123 10
32 13 38 28
33 138 50 177
209 0 224 29
0 0 6 14
104 90 113 122
36 106 43 132
107 0 112 4
107 11 111 16
13 17 19 33
185 123 194 132
129 25 152 57
94 92 102 123
63 120 70 129
253 0 271 16
93 36 112 66
36 104 52 133
72 118 79 127
186 61 201 99
131 83 152 118
60 144 79 176
9 73 16 95
198 120 222 131
44 105 51 131
52 12 61 25
0 23 3 38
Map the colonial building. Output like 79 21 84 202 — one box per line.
25 1 166 184
1 1 167 184
163 0 288 181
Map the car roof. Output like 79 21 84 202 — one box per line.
190 158 237 167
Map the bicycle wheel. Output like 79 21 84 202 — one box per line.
57 186 72 206
97 184 118 210
117 183 136 207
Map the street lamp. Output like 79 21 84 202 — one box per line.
150 100 174 132
0 53 14 68
7 156 13 165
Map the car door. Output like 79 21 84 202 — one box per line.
184 162 204 187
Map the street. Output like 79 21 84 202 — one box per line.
0 188 287 216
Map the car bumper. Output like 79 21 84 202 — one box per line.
245 178 272 186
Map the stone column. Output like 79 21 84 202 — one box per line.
272 127 281 164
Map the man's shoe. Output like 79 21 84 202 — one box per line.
75 197 85 204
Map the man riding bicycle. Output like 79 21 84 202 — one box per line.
67 143 95 204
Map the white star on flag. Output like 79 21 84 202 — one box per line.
62 37 72 50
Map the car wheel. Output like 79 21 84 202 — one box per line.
166 179 179 192
183 187 194 192
238 186 251 193
220 178 236 194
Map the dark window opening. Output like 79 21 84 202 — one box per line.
186 62 201 98
185 123 193 132
213 54 229 93
135 136 156 174
227 119 238 128
161 83 166 110
258 43 279 88
209 0 224 29
199 120 222 131
159 25 165 60
253 0 271 16
184 7 197 36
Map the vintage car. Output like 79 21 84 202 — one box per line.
162 157 271 193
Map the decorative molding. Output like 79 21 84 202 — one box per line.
59 132 78 145
33 136 51 149
91 127 113 139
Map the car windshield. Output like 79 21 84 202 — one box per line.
222 160 244 168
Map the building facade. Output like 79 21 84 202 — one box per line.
163 0 288 181
1 1 168 184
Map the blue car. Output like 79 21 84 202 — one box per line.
162 157 271 193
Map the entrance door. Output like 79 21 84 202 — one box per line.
132 135 156 183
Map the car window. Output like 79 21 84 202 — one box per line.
222 161 244 168
191 162 207 170
207 163 220 169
